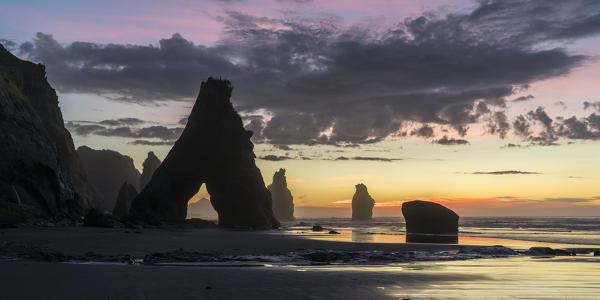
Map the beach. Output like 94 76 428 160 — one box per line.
1 221 600 299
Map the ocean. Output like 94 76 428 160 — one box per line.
283 217 600 249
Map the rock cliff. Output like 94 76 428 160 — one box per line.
113 181 138 218
77 146 140 212
0 44 94 223
130 78 279 229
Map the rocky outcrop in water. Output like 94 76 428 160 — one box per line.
139 151 161 190
113 182 138 218
0 44 94 223
352 184 375 221
267 168 294 221
130 78 279 229
77 146 140 212
402 200 459 242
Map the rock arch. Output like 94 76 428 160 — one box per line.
129 78 279 229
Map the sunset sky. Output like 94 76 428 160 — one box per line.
2 0 600 216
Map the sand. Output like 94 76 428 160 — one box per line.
1 227 600 299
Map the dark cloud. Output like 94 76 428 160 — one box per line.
434 135 469 145
99 118 144 126
512 95 534 102
11 0 600 146
66 120 183 142
472 170 539 175
584 101 600 112
334 156 402 162
130 140 174 146
178 117 188 125
411 124 434 138
487 111 509 138
258 155 293 161
66 123 106 136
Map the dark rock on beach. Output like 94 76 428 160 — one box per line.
0 44 95 224
139 151 161 190
402 200 459 235
526 247 575 256
312 225 324 231
77 146 140 213
268 168 295 221
352 183 375 221
113 182 138 218
130 78 279 229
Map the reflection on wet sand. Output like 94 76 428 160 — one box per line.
295 228 600 250
351 229 374 243
405 233 458 244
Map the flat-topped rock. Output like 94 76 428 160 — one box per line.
402 200 459 236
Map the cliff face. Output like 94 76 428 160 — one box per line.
139 151 161 190
130 78 279 229
268 168 294 221
0 44 94 222
77 146 140 212
351 183 375 221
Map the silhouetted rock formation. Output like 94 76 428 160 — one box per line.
352 184 375 221
139 151 161 190
187 198 218 220
113 182 138 218
130 78 279 229
0 44 94 223
402 200 459 243
77 146 141 212
267 168 295 221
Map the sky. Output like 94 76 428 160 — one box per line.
2 0 600 217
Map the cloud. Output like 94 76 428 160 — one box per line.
434 135 469 145
99 118 144 126
11 0 598 146
66 120 183 143
335 156 402 162
411 124 434 138
512 95 534 102
257 154 294 161
584 101 600 112
471 170 539 175
129 140 174 146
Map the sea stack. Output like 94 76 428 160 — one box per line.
113 182 138 218
0 44 94 223
130 78 280 229
268 168 295 221
402 200 459 243
77 146 141 212
352 183 375 221
139 151 161 190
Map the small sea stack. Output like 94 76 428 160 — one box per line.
139 151 161 190
268 168 295 221
402 200 459 243
352 183 375 221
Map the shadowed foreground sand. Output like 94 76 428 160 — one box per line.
2 227 600 299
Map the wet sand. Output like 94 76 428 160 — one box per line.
1 227 600 299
